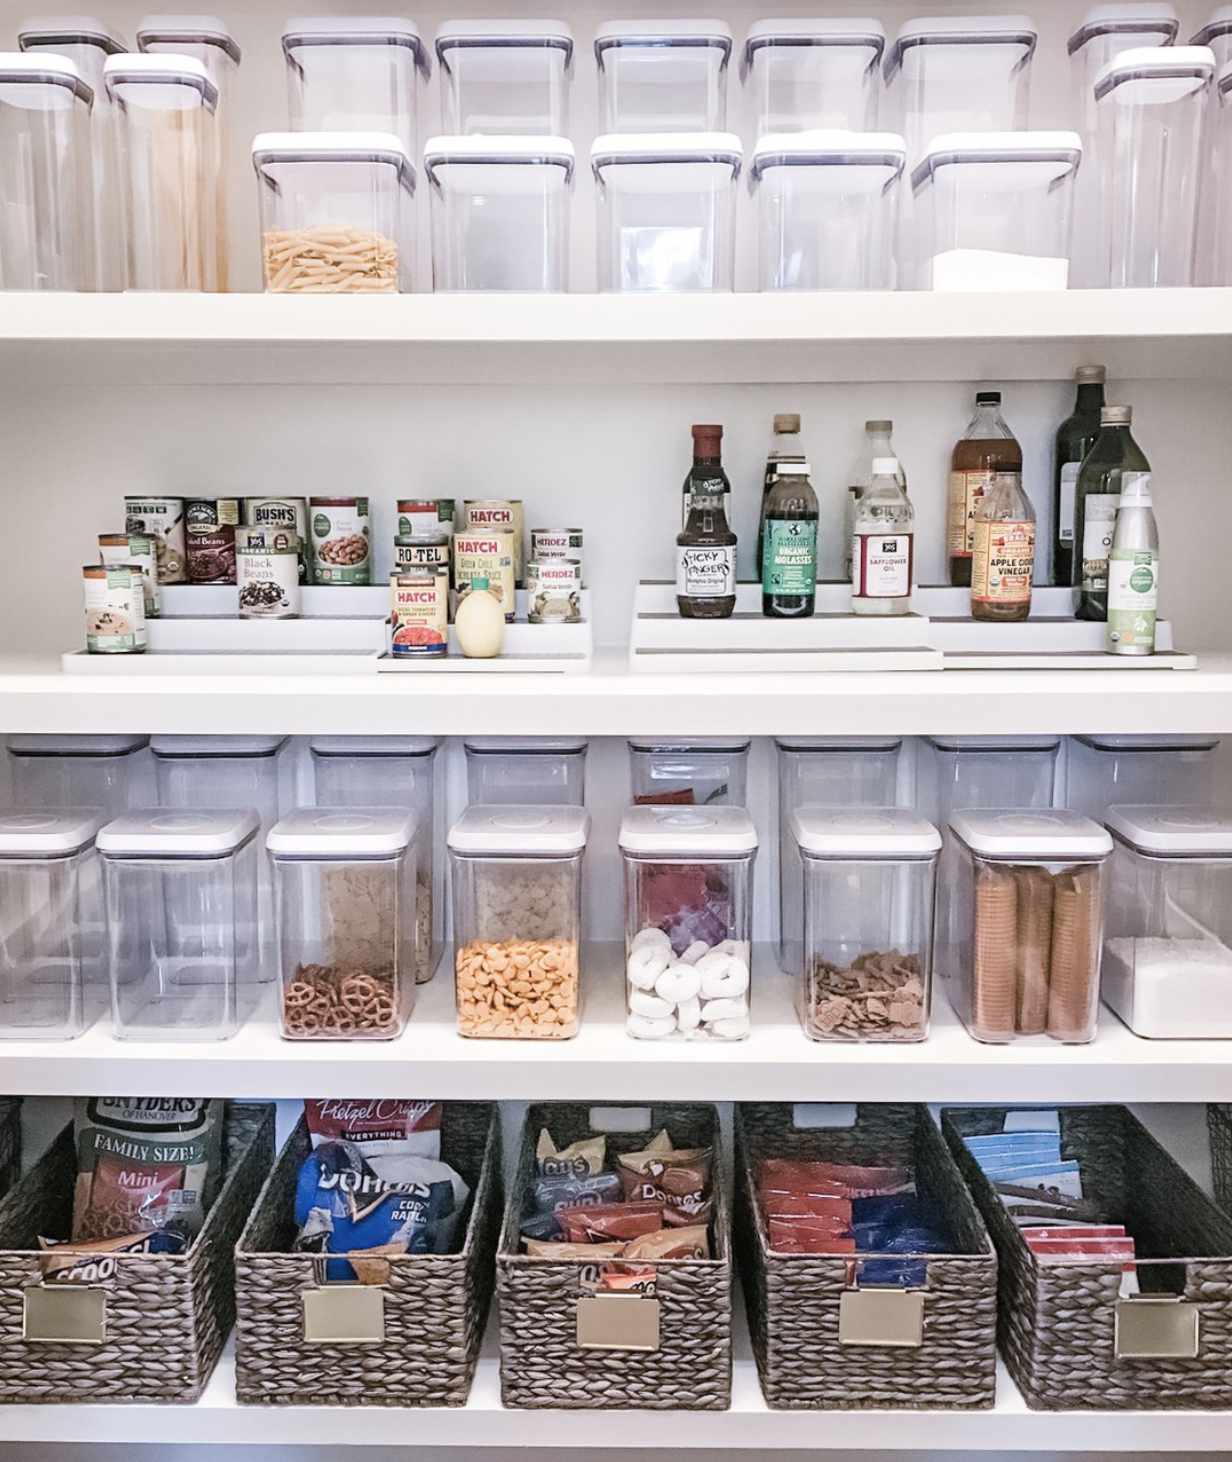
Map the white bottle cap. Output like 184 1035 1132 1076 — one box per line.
871 456 899 476
1119 471 1153 505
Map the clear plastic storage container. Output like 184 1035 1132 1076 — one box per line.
267 808 417 1041
282 16 428 159
596 20 732 133
775 737 904 973
911 131 1082 291
1193 7 1232 65
425 135 573 291
99 809 260 1041
464 737 588 806
792 808 940 1043
742 19 885 133
18 17 128 291
0 810 104 1039
1066 735 1220 822
1202 60 1232 284
619 804 756 1041
8 734 148 814
309 735 443 982
435 20 572 135
253 131 416 293
448 804 589 1039
592 132 741 292
1091 46 1215 288
925 735 1060 832
628 737 750 807
1103 806 1232 1038
104 52 220 290
750 130 905 291
0 52 97 290
941 808 1112 1045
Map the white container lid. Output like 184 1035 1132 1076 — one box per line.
929 735 1060 752
744 18 886 74
267 807 415 858
886 14 1038 78
792 807 941 858
448 803 589 855
592 132 743 173
254 130 416 190
151 734 287 758
104 51 219 107
912 131 1082 193
311 735 440 757
136 14 240 63
435 18 573 67
1076 733 1220 752
751 130 906 183
0 809 106 856
283 16 428 76
0 51 94 104
1194 8 1232 45
950 808 1113 861
423 134 575 182
18 16 127 53
8 733 148 757
1106 805 1232 855
1095 44 1215 99
1069 5 1179 55
596 19 733 60
628 736 751 753
619 804 757 856
99 808 259 857
777 736 903 752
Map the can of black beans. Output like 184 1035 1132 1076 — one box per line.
236 527 301 619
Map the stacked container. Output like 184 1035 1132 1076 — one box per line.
8 733 147 813
1065 734 1220 821
924 735 1059 831
1201 59 1232 285
1195 7 1232 62
595 20 732 132
0 53 97 290
464 736 587 805
742 19 885 133
435 19 572 134
628 736 750 806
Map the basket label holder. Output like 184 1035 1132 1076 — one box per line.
576 1293 661 1351
1114 1296 1199 1360
302 1285 386 1344
839 1286 925 1348
23 1285 106 1344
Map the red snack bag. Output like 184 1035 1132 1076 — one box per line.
596 1264 659 1293
559 1201 664 1244
769 1221 858 1256
764 1211 852 1239
1020 1225 1126 1242
758 1191 853 1224
622 1224 710 1261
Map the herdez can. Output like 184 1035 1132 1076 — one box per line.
394 532 450 573
464 499 524 585
527 557 583 624
396 498 455 537
530 528 584 583
453 530 516 623
391 568 449 657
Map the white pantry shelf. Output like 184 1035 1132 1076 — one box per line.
6 943 1232 1103
2 289 1232 385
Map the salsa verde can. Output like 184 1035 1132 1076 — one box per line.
527 558 583 624
530 528 584 583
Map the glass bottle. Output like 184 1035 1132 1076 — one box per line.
971 473 1037 623
762 461 818 619
1052 365 1106 587
948 392 1022 589
1106 471 1159 656
844 420 903 582
757 413 803 572
1076 405 1150 622
677 424 736 619
851 456 914 616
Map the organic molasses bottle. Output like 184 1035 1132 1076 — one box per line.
762 461 818 618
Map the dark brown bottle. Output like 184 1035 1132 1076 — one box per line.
676 424 736 619
947 392 1024 588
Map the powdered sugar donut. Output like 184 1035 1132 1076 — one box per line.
627 944 670 990
700 996 749 1023
696 951 750 999
675 996 702 1033
627 1012 676 1039
655 963 702 1005
710 1014 751 1040
679 940 710 966
630 927 672 955
629 988 674 1019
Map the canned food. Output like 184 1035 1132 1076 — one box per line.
464 499 524 586
99 533 160 619
527 557 583 624
244 497 309 582
391 568 449 657
185 498 240 585
236 527 301 619
83 564 147 654
124 496 185 584
396 498 455 537
453 530 516 623
394 533 450 573
531 528 584 582
310 496 371 585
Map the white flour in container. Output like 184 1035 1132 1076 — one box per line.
1103 935 1232 1037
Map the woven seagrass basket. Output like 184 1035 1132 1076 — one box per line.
234 1101 500 1407
0 1101 273 1404
0 1099 21 1201
497 1101 732 1410
736 1102 997 1411
944 1104 1232 1410
1208 1105 1232 1214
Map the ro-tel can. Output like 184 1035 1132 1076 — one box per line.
83 564 147 653
236 527 302 619
185 498 240 585
390 567 449 657
99 533 160 619
309 496 371 586
124 496 186 584
244 497 309 582
464 499 524 586
527 558 583 624
453 530 516 623
394 532 450 574
530 528 584 583
397 498 456 537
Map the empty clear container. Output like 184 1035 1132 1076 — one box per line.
448 804 589 1039
925 736 1060 832
425 135 573 291
104 52 220 290
596 20 732 133
1091 46 1215 288
593 132 741 292
0 52 97 290
1103 805 1232 1038
8 734 148 814
942 809 1112 1045
628 737 750 807
743 19 885 133
1069 6 1179 129
751 130 905 291
0 810 104 1039
435 20 572 135
1195 7 1232 65
464 737 587 806
793 808 940 1043
254 131 416 293
282 16 428 160
620 804 756 1042
775 737 904 973
100 809 260 1041
911 131 1082 291
18 17 128 291
309 735 443 983
1066 735 1220 822
267 808 417 1041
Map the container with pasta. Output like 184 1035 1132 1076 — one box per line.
940 809 1112 1045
